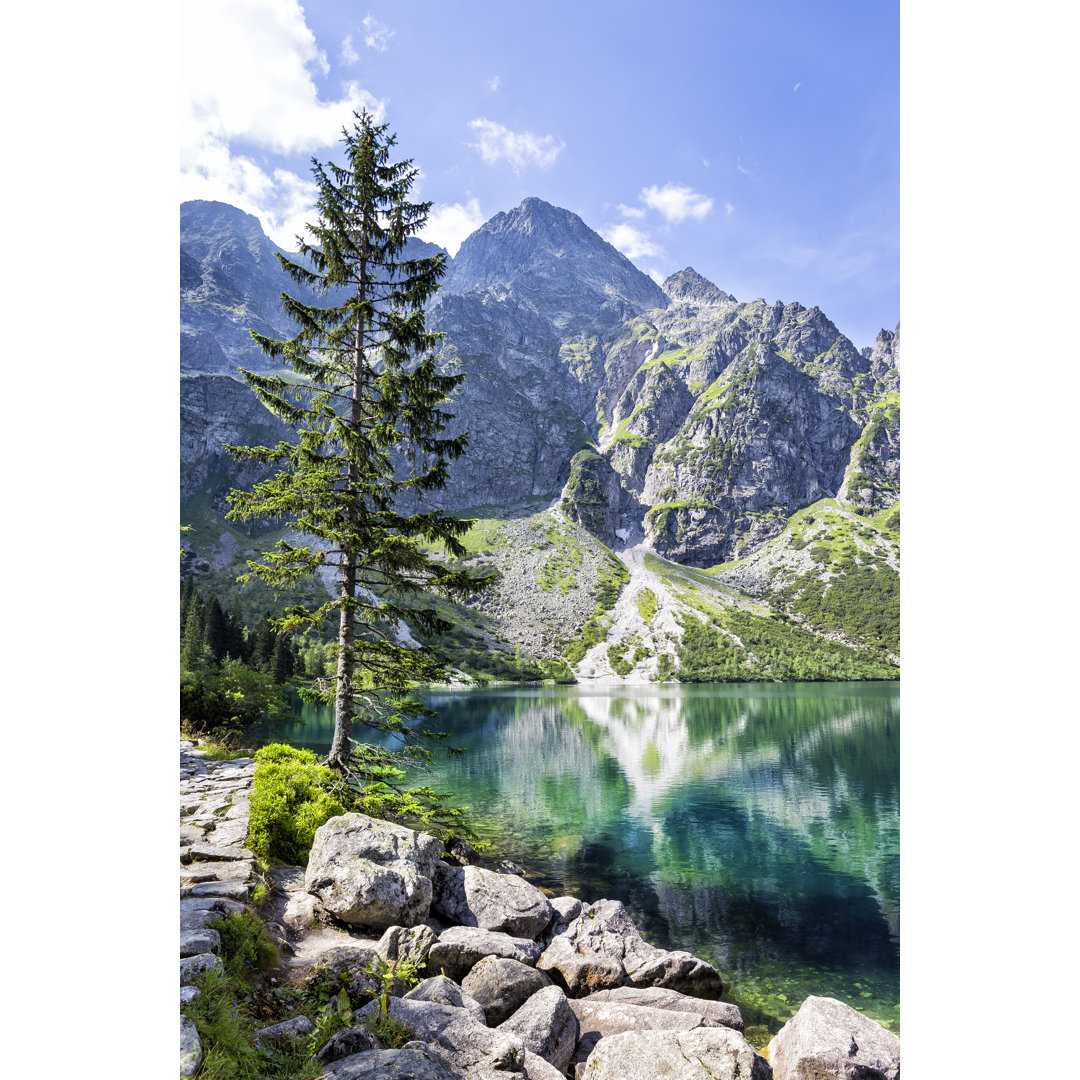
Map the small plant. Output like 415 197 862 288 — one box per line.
362 955 421 1047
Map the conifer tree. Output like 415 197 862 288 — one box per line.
226 112 484 785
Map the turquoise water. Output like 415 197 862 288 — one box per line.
257 681 899 1037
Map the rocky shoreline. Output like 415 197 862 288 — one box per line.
179 741 899 1079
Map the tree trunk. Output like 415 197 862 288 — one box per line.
329 552 357 768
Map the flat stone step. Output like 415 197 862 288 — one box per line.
182 843 255 863
181 860 254 885
181 880 251 901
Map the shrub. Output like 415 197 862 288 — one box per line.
181 660 287 737
208 910 280 980
248 744 347 863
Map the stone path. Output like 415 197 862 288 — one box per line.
179 740 258 1077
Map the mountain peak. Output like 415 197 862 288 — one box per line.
662 267 734 305
441 197 668 316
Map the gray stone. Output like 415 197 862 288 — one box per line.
766 995 899 1080
180 951 223 986
322 1046 459 1080
584 985 744 1031
180 824 206 846
254 1015 315 1042
180 859 254 884
180 929 220 957
427 925 543 982
181 879 250 901
568 996 722 1069
405 975 487 1027
180 1014 203 1078
578 1027 770 1080
183 842 255 862
538 899 723 999
462 955 553 1026
180 985 201 1006
305 813 444 930
432 862 554 940
353 997 562 1080
314 1024 380 1065
376 923 438 969
498 983 578 1074
179 895 246 933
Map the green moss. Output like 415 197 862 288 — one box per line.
636 588 658 625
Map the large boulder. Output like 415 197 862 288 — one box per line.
305 814 443 930
427 925 543 982
578 1027 771 1080
538 899 724 999
433 862 555 940
462 955 554 1026
568 997 725 1071
766 996 899 1080
499 984 579 1075
584 985 744 1031
354 997 564 1080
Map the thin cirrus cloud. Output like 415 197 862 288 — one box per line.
362 14 394 51
467 118 565 171
181 0 384 248
341 34 359 64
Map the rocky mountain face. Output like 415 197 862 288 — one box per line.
179 197 899 673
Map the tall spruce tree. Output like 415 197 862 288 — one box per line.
226 112 483 786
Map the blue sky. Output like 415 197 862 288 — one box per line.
182 0 898 349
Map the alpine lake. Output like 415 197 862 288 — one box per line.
255 680 899 1041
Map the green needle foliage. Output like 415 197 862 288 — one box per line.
225 111 486 802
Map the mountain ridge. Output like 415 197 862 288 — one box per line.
179 196 899 681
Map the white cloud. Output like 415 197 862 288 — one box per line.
488 75 501 92
641 183 714 224
181 0 387 247
363 14 394 51
180 135 320 250
467 118 565 171
418 199 485 256
725 202 735 216
182 0 383 155
617 203 646 219
341 34 359 64
794 82 802 92
600 222 663 261
647 268 665 286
